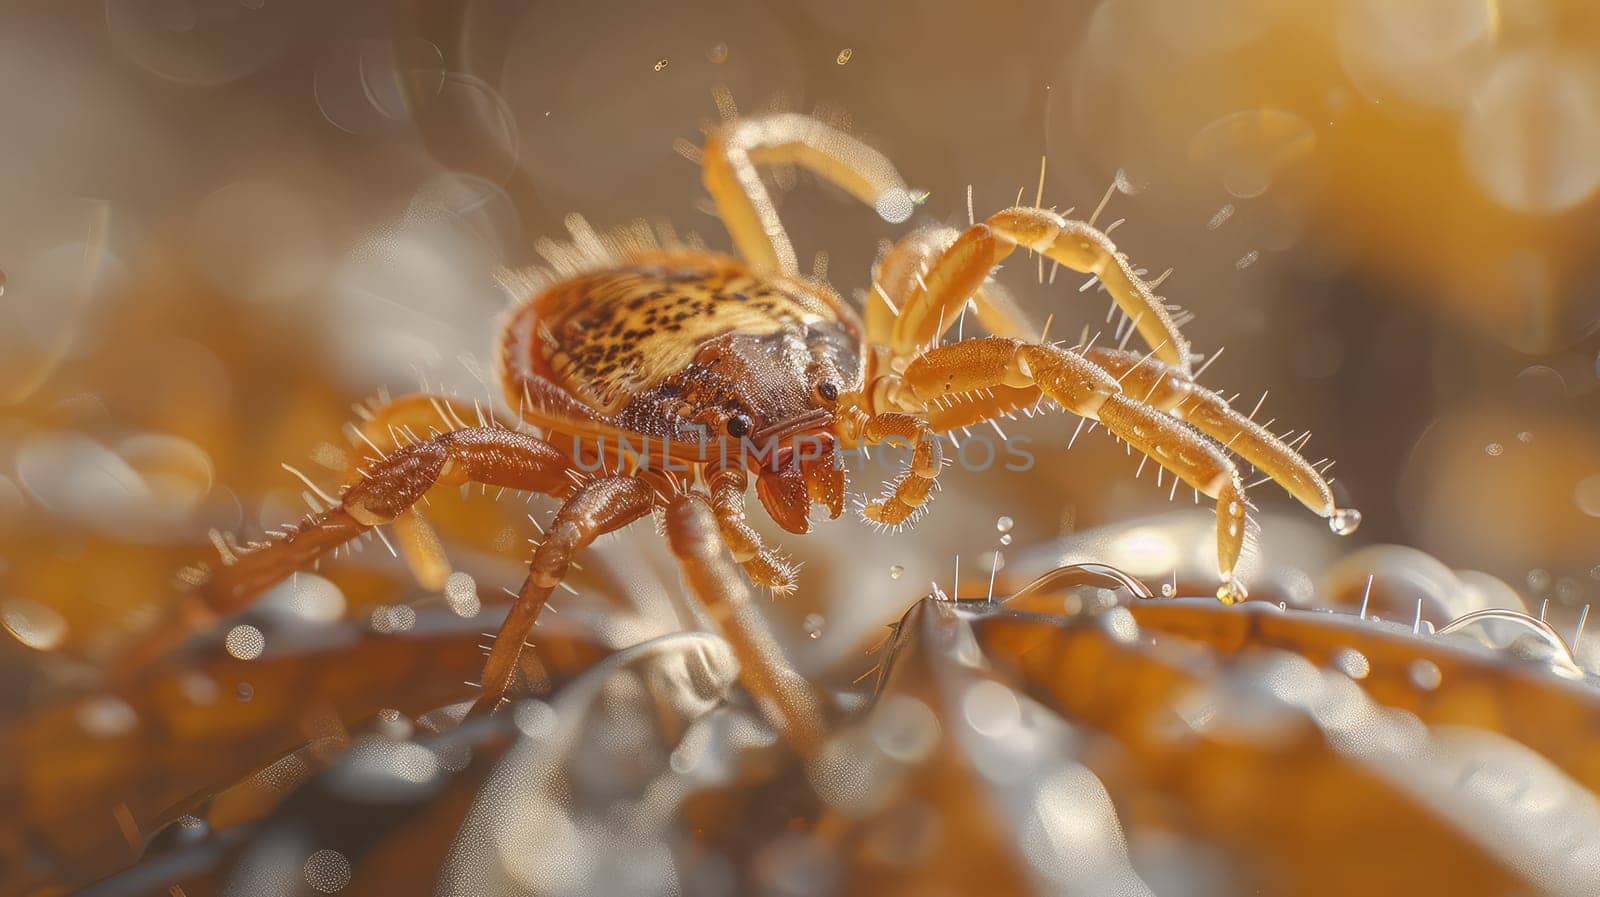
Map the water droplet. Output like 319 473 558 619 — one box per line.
1527 568 1552 592
1517 431 1533 444
1328 507 1362 536
1485 442 1504 456
1407 658 1442 690
802 613 825 639
653 58 669 72
224 624 264 660
998 533 1013 546
304 848 352 893
1235 250 1260 270
836 48 853 65
1160 582 1176 598
707 43 728 64
1331 648 1370 680
889 563 904 580
995 515 1014 533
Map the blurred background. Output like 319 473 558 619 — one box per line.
2 0 1600 887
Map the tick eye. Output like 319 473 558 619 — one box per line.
726 414 753 438
816 380 839 402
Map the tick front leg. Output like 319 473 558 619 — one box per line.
469 476 657 717
900 337 1251 601
114 428 576 680
878 209 1191 373
664 492 826 754
1085 347 1356 529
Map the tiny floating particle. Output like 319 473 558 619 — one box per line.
889 564 904 580
653 59 669 72
836 48 853 65
1207 204 1235 230
1485 442 1504 456
1235 250 1260 270
708 43 728 64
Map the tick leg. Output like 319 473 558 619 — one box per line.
841 411 945 528
1085 348 1343 519
344 392 519 590
900 337 1252 601
868 225 1031 349
469 475 657 717
702 113 913 276
663 491 826 754
706 464 800 594
114 428 575 680
878 208 1190 374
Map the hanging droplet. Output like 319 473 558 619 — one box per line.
999 533 1013 546
995 515 1014 533
889 563 904 580
1328 507 1362 536
802 613 825 639
1160 582 1176 598
653 59 669 72
836 48 853 65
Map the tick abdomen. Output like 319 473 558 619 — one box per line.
504 253 842 415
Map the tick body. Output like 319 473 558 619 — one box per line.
138 114 1358 743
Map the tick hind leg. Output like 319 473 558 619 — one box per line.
898 337 1254 601
113 427 576 679
469 475 657 717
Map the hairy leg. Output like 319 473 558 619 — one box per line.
702 113 914 276
897 337 1254 601
879 208 1190 373
1084 347 1344 521
114 428 574 679
469 475 658 717
663 492 826 754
